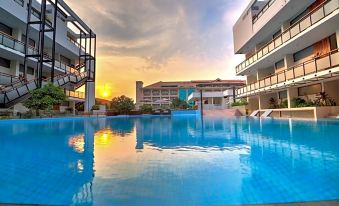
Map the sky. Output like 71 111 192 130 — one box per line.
65 0 251 100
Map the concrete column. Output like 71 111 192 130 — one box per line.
287 87 298 108
284 54 294 69
12 60 20 76
85 81 95 112
336 29 339 49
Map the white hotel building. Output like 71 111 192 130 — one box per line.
0 0 96 113
233 0 339 118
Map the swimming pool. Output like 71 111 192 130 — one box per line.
0 116 338 205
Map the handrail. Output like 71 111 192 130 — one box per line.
237 48 339 95
236 0 337 74
252 0 276 24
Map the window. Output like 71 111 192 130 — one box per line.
60 55 71 65
298 84 322 96
273 29 281 39
290 9 308 25
21 34 36 48
278 91 287 99
293 46 314 62
19 64 35 75
329 34 337 50
0 22 13 36
0 57 11 68
275 59 285 72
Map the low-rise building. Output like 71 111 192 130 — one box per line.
136 79 245 110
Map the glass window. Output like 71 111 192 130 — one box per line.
21 35 36 48
329 34 337 50
298 84 322 96
275 59 285 71
19 64 35 75
278 91 287 99
293 46 314 62
0 57 11 68
0 23 12 36
60 55 71 65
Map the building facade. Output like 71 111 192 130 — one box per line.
136 79 245 110
233 0 339 116
0 0 96 113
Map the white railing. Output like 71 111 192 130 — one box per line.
236 0 338 74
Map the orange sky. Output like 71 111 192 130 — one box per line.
66 0 250 100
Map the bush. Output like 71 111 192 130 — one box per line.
24 83 67 116
279 100 288 108
110 95 135 114
140 105 153 113
170 98 189 110
231 99 248 107
91 105 100 111
291 98 315 108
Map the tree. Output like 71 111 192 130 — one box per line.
140 104 153 113
170 98 189 109
110 95 135 114
24 83 67 116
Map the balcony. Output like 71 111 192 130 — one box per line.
13 0 24 7
236 49 339 97
252 0 276 24
236 0 339 75
66 90 85 99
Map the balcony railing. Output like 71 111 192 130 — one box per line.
66 90 85 99
236 49 339 96
236 0 338 74
0 31 81 74
13 0 24 7
252 0 276 24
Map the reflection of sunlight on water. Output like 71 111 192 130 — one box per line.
68 135 85 153
95 128 116 146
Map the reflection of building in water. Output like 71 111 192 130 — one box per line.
135 116 246 149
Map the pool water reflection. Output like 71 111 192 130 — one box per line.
0 116 338 205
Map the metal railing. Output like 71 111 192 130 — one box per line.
66 90 85 99
0 69 88 106
0 31 84 74
0 72 20 87
236 49 339 96
252 0 276 24
13 0 24 7
236 0 338 74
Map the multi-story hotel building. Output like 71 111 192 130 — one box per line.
233 0 339 117
136 79 245 110
0 0 96 113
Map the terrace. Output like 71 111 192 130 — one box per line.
236 0 338 75
236 49 339 97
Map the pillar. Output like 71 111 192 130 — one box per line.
287 87 298 108
336 29 339 48
85 81 95 112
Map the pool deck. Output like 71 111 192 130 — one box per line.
226 200 339 206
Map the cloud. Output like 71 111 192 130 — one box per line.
65 0 251 98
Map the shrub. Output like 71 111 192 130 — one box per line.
140 105 153 113
279 100 288 108
314 92 336 107
91 105 100 111
24 83 67 116
110 95 135 114
231 99 248 107
291 98 315 108
170 98 189 110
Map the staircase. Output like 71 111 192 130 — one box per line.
0 70 88 108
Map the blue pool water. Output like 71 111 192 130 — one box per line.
0 116 338 205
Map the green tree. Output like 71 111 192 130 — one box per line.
24 83 67 116
110 95 135 114
140 104 153 113
170 98 189 109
